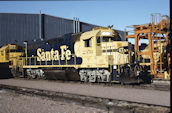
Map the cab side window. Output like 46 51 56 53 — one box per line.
96 37 100 44
84 38 92 47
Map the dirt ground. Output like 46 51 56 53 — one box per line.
0 79 170 107
0 89 107 113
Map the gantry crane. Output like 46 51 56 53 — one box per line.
126 13 170 80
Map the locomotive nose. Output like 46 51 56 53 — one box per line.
101 41 130 65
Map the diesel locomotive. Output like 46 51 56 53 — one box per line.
0 27 151 83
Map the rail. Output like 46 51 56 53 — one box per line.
22 54 78 66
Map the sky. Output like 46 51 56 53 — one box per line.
0 0 169 30
0 0 170 44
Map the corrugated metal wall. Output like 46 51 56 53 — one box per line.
0 13 39 46
0 13 125 46
80 22 99 32
44 14 74 39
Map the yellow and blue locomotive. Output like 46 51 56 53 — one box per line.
1 27 151 83
22 27 149 83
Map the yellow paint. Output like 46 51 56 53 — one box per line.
0 44 24 72
117 43 122 48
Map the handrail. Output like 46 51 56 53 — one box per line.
22 54 77 66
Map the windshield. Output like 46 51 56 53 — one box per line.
102 35 121 42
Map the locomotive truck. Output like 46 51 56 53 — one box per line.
0 27 151 83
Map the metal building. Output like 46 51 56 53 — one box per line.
0 13 125 46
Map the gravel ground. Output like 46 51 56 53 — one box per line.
0 79 170 107
0 89 107 113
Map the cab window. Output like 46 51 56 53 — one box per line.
84 38 92 47
96 37 100 44
102 36 121 42
1 51 3 56
103 37 111 42
6 49 9 54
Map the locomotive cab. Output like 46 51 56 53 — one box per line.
75 27 134 83
75 27 130 67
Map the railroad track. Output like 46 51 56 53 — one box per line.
0 84 170 113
